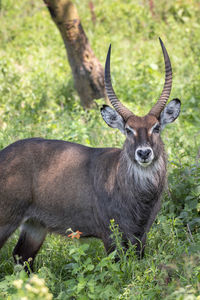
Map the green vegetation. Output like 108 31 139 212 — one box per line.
0 0 199 299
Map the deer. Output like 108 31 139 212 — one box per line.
0 38 181 271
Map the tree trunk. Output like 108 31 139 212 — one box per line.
43 0 106 108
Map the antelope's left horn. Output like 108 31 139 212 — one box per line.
149 38 172 117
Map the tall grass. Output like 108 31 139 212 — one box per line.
0 0 199 298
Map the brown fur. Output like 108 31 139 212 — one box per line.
0 99 181 271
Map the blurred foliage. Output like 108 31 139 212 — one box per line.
0 0 199 299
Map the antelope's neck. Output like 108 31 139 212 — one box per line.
117 152 167 200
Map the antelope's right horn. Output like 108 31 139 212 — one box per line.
104 45 134 121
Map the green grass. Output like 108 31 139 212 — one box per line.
0 0 200 299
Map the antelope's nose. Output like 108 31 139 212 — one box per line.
137 148 152 160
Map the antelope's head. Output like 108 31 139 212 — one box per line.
101 38 181 167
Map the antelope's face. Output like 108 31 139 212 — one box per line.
101 99 181 167
124 114 162 167
101 39 181 167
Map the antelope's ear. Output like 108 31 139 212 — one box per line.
101 105 125 134
160 99 181 129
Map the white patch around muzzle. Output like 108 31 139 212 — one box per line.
135 146 154 167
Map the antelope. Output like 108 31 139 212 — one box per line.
0 38 181 271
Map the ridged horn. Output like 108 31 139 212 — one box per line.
149 38 172 117
104 45 133 121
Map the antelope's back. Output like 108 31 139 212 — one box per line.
0 139 94 220
0 138 121 236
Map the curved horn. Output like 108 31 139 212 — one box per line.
104 45 133 121
149 38 172 117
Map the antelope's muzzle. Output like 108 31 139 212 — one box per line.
135 147 154 167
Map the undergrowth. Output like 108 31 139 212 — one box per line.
0 0 199 299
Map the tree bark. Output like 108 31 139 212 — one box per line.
43 0 105 108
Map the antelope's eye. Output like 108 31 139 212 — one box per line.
153 124 160 133
125 128 132 135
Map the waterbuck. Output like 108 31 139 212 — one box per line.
0 38 180 270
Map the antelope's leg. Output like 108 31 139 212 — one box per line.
13 219 47 271
0 223 19 249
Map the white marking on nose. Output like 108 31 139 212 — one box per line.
135 146 154 166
